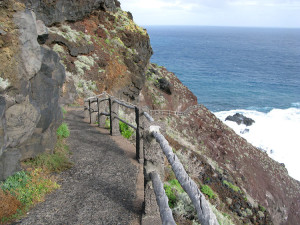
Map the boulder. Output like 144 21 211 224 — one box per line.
225 113 255 126
156 78 172 95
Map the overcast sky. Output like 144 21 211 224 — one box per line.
119 0 300 28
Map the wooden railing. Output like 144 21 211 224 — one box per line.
84 92 219 225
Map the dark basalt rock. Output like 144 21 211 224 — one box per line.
0 8 65 180
46 33 95 57
156 77 172 95
22 0 119 26
225 113 255 126
127 11 133 20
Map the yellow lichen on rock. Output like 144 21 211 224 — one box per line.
0 0 25 88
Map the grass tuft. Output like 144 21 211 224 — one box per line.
0 122 72 223
24 138 72 173
201 185 215 199
119 121 134 139
0 169 59 224
164 179 184 208
57 123 70 139
223 180 241 193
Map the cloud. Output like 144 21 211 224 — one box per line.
119 0 300 27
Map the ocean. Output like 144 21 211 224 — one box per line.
146 26 300 181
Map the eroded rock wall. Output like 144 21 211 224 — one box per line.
0 1 65 180
0 0 152 180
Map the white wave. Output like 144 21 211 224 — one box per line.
214 107 300 181
291 102 300 108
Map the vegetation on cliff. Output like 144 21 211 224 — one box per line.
1 0 300 224
0 118 71 224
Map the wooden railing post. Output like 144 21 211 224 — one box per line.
110 97 120 136
97 98 100 127
135 106 142 163
142 120 165 225
98 97 107 128
89 99 91 124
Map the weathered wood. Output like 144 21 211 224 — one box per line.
113 99 136 109
97 98 100 127
150 172 176 225
100 112 110 116
111 97 120 136
151 130 219 225
98 96 109 128
143 112 154 122
135 107 141 162
115 116 137 130
98 98 109 103
109 98 113 135
142 117 165 225
89 100 91 124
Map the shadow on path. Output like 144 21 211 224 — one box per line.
19 109 142 225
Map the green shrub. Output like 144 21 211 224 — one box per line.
259 205 266 212
24 138 72 173
105 38 111 45
163 179 184 208
164 184 177 208
223 180 241 193
201 185 215 199
169 179 184 193
119 121 134 139
0 171 30 193
0 169 59 222
56 123 70 138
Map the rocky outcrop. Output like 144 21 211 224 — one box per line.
226 113 255 126
0 1 65 180
1 0 152 180
21 0 119 26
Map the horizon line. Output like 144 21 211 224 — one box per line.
140 24 300 29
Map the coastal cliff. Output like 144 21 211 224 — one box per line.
0 0 299 224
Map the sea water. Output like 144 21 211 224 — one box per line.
146 26 300 181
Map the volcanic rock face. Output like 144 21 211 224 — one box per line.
1 0 152 180
21 0 118 26
0 1 65 180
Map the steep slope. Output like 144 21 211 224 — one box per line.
140 63 300 224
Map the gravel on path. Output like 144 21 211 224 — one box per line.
18 109 142 225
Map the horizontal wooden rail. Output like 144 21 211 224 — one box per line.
100 112 110 116
143 112 154 122
151 129 219 225
84 92 218 225
150 172 176 225
113 99 136 109
115 116 137 130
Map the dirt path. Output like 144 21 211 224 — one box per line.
18 109 143 225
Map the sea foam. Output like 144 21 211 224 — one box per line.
214 106 300 181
